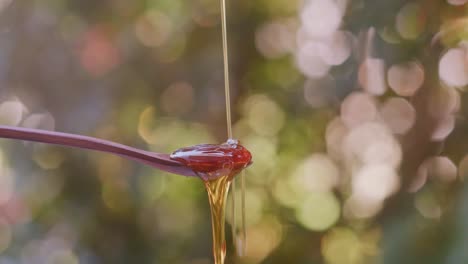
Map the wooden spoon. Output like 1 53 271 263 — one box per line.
0 125 197 177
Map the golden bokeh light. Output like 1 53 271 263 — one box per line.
321 227 362 264
341 92 378 127
344 195 383 219
379 97 416 135
396 2 426 40
427 86 460 118
296 41 331 78
414 188 442 219
408 165 428 193
295 191 340 231
388 61 425 97
410 156 458 192
300 0 342 38
322 227 381 264
21 112 56 131
318 30 352 66
149 120 214 152
325 117 349 160
343 122 402 168
138 106 158 144
244 94 285 136
296 29 353 68
378 26 402 44
135 10 173 47
295 0 351 79
0 99 26 126
352 164 400 201
241 135 277 184
423 156 458 183
290 153 340 193
242 217 283 263
431 115 455 141
32 145 65 170
272 177 305 209
255 19 296 59
439 46 468 88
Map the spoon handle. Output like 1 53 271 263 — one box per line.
0 125 197 177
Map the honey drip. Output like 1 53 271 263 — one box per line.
204 175 231 264
240 170 246 254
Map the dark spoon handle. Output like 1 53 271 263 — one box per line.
0 125 197 177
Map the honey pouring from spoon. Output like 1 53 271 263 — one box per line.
0 1 248 263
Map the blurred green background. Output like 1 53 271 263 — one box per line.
0 0 466 263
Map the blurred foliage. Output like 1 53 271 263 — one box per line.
0 0 466 263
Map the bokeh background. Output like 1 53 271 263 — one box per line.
0 0 466 263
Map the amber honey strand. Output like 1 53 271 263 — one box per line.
220 0 232 139
219 0 239 252
205 176 232 264
240 170 246 255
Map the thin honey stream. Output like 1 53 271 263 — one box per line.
219 0 247 258
171 1 248 263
